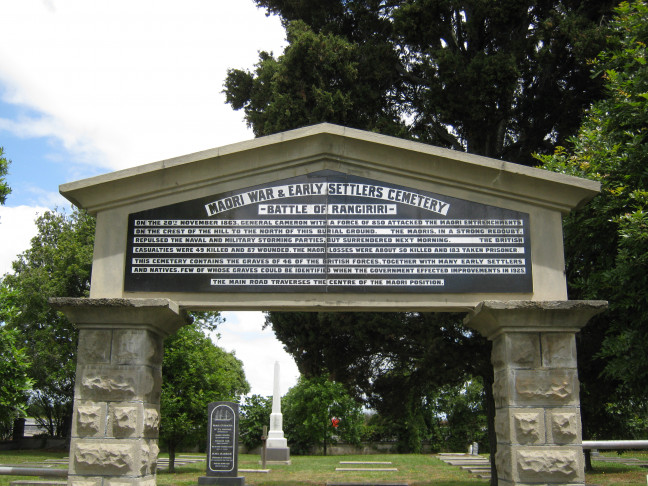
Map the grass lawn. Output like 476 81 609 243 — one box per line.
158 454 486 485
0 450 647 485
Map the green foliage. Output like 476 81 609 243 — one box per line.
224 20 407 139
282 375 364 455
538 1 648 437
229 0 617 163
427 378 488 452
160 322 249 471
230 1 617 464
0 208 95 437
239 394 272 450
0 147 10 204
0 325 32 439
266 311 489 452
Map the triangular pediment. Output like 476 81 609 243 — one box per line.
61 123 597 215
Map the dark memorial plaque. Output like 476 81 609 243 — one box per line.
199 402 244 485
125 170 532 294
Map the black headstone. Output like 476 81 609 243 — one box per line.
198 401 245 485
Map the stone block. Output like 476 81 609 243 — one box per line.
495 448 513 481
513 411 545 445
548 409 581 444
495 409 510 444
514 447 583 483
72 441 136 475
496 481 583 486
70 439 159 477
68 476 103 486
112 330 162 365
138 440 159 476
108 404 141 438
266 447 291 462
492 370 513 408
496 409 546 446
76 364 161 402
104 477 157 486
542 333 577 368
73 403 106 438
491 333 540 370
513 369 579 406
77 330 112 364
143 407 160 438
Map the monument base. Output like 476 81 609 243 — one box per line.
198 476 245 485
265 447 291 464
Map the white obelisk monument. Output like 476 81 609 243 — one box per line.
266 361 291 463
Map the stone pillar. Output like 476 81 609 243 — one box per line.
50 298 190 486
465 301 607 486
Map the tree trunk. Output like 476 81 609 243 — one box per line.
584 449 593 472
168 441 176 473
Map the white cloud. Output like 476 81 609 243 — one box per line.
0 0 286 171
215 311 300 397
0 1 297 399
0 205 50 277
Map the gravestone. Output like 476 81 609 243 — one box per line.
198 402 244 485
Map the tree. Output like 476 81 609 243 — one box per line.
282 375 364 455
429 378 488 453
226 4 619 473
265 310 491 453
0 147 10 204
239 394 272 451
0 208 95 437
226 0 616 163
0 323 32 439
538 0 648 437
160 322 250 472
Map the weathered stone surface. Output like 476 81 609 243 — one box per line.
73 443 135 474
77 365 159 401
104 478 156 486
467 301 607 340
496 481 584 486
143 407 160 438
514 369 578 405
49 298 189 337
139 440 160 475
75 404 104 437
492 333 540 370
495 410 510 442
542 333 577 368
513 412 544 445
516 448 581 482
495 448 513 481
68 477 103 486
549 410 580 444
492 370 511 408
113 330 162 365
78 330 112 364
111 406 138 437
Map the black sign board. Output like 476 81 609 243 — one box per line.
206 402 239 477
125 170 532 293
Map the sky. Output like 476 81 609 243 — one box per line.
0 0 300 398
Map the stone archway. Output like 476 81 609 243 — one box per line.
53 124 605 485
